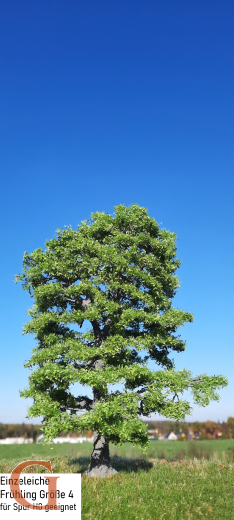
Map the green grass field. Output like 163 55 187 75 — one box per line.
1 441 234 519
1 438 234 462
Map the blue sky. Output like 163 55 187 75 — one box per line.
1 0 233 424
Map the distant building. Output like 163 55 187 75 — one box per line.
213 430 222 439
147 429 159 439
0 437 33 444
167 432 177 441
157 432 178 441
187 427 195 440
36 435 94 444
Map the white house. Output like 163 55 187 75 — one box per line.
0 437 33 444
36 435 94 444
167 432 178 441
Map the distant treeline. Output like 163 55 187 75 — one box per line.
1 418 234 441
143 418 234 439
0 423 93 441
0 423 41 441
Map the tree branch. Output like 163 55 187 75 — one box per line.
60 396 94 412
188 377 204 386
74 359 96 370
135 377 205 396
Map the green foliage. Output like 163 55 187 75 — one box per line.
15 203 228 447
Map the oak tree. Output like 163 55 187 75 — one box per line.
16 204 227 476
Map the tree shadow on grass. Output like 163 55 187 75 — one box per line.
111 455 153 473
68 455 153 474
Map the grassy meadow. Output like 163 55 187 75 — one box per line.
0 440 234 519
1 438 234 462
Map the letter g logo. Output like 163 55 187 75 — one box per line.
10 460 60 510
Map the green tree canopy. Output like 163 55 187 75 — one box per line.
16 204 228 476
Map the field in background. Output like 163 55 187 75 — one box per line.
1 439 234 462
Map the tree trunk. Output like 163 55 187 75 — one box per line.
85 431 118 477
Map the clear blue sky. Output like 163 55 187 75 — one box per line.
1 1 233 424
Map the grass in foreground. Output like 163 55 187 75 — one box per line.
0 455 233 519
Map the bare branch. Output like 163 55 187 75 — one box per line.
135 378 205 396
188 378 204 386
74 359 96 370
60 396 94 412
91 319 102 337
136 386 149 394
94 359 105 370
81 298 92 309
